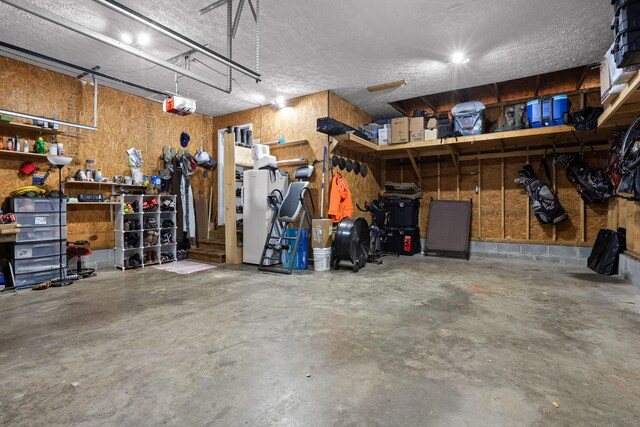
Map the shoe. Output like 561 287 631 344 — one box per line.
144 217 158 229
144 230 158 247
131 200 140 213
125 233 140 249
161 230 174 245
162 219 175 228
129 253 142 268
161 199 176 211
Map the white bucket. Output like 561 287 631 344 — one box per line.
313 247 332 272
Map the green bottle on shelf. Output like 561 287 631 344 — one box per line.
35 137 45 154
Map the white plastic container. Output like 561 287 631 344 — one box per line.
313 247 332 271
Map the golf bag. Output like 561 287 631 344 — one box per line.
554 154 613 204
515 164 568 224
588 228 626 275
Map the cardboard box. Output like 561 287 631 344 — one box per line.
600 57 612 101
378 126 390 146
391 117 409 144
423 128 438 140
311 219 333 248
410 117 425 141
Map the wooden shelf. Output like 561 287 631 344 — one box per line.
0 150 52 161
332 125 611 160
67 202 121 206
276 158 308 167
598 70 640 128
0 121 63 135
330 133 379 154
267 139 309 151
63 181 147 189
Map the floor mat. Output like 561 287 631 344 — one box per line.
152 260 217 275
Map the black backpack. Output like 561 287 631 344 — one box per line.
515 164 568 224
554 154 613 204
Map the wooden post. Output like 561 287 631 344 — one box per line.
224 133 242 264
478 157 482 239
526 148 530 240
501 155 505 239
580 198 585 243
437 157 441 199
552 161 557 242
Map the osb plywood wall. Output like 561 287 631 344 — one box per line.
211 91 381 220
0 56 213 249
386 152 610 246
609 198 640 257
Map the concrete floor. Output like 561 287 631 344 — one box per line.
1 257 640 426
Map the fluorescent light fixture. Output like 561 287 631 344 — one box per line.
137 33 151 46
451 51 469 65
121 32 133 44
0 109 98 131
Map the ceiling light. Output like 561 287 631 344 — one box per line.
121 32 133 44
451 51 469 65
272 96 286 109
137 33 151 46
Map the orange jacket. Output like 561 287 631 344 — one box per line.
328 172 353 223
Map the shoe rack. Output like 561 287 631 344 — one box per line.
114 194 177 270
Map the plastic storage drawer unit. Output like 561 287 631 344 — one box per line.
15 226 67 243
13 255 66 274
13 212 66 227
13 241 64 259
526 95 570 128
9 197 66 213
13 268 66 288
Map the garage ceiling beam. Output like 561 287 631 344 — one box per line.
419 96 437 113
1 0 231 93
575 64 592 90
91 0 260 82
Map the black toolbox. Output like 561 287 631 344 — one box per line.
384 197 420 228
612 0 640 67
614 29 640 67
383 227 421 256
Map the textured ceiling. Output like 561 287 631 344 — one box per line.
0 0 613 119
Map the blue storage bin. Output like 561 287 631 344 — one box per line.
526 95 570 128
283 228 308 270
